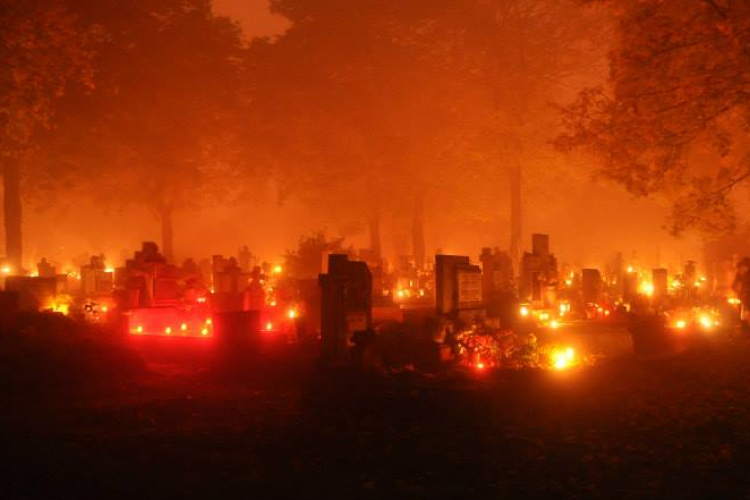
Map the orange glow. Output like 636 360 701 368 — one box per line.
287 308 297 319
559 302 571 315
699 315 714 330
265 322 273 331
639 281 654 296
552 347 575 370
165 326 172 335
180 323 188 331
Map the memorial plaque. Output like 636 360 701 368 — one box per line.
457 267 482 309
435 255 470 316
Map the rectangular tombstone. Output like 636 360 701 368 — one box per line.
582 269 603 304
532 234 550 256
435 255 470 316
4 277 58 312
652 268 668 299
319 255 373 365
480 247 513 305
623 272 639 302
153 278 180 305
456 264 483 310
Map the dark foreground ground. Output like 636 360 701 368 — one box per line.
2 320 750 500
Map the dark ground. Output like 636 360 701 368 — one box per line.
2 320 750 500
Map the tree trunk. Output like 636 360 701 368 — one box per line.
509 162 522 271
367 212 382 258
160 207 174 263
412 190 426 270
3 160 23 270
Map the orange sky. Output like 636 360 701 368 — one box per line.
213 0 289 38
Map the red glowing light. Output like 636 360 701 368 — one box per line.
127 308 214 338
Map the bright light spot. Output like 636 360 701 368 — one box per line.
273 265 283 274
180 323 188 331
476 362 485 371
1 266 11 275
105 267 115 274
48 302 70 316
550 320 559 330
165 327 172 335
627 266 634 273
30 270 39 278
265 322 273 331
287 309 297 319
201 328 209 336
101 305 109 313
699 315 717 330
673 319 687 330
520 306 530 317
205 318 212 325
639 281 654 296
136 325 144 334
552 347 575 371
728 297 742 306
197 296 207 304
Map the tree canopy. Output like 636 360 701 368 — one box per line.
559 0 750 234
0 0 95 268
39 0 249 261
